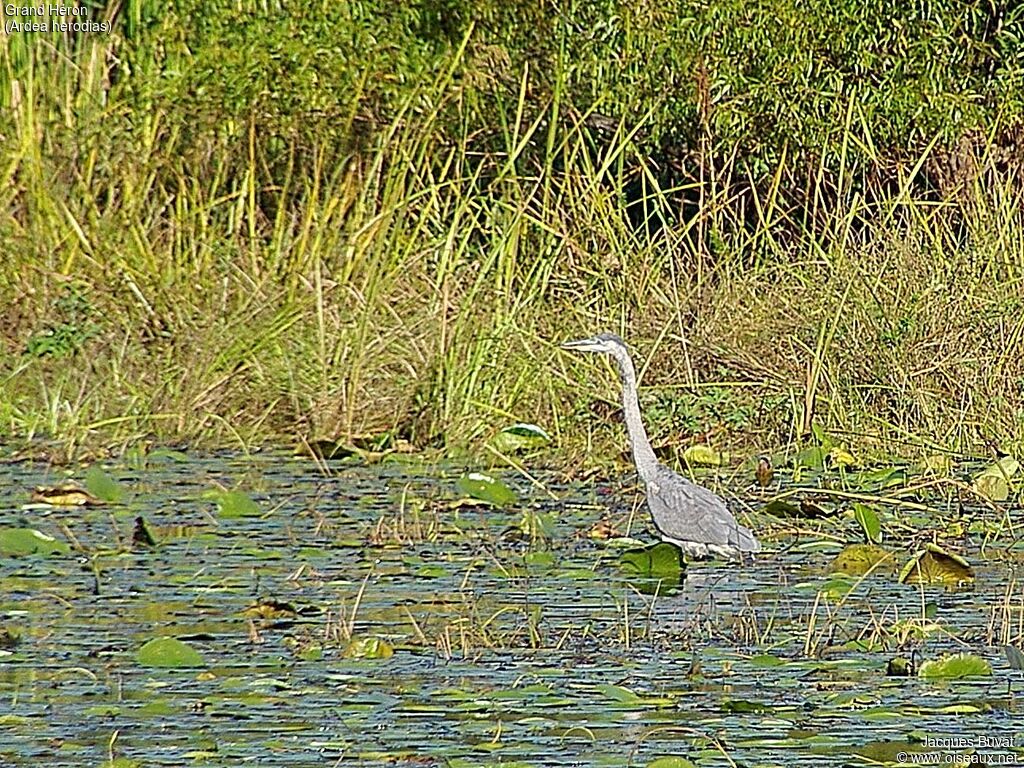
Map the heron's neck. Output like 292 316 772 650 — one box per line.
618 357 659 482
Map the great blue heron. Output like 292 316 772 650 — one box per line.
562 332 761 560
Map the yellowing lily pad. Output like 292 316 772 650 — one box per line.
918 454 952 475
828 544 893 576
898 544 974 586
343 636 394 660
829 446 857 467
972 456 1018 502
30 485 102 506
683 444 723 466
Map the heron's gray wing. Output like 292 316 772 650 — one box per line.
645 465 760 552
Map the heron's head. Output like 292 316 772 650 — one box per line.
560 332 628 357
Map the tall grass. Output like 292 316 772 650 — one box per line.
1 3 1022 462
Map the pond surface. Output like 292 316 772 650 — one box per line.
1 451 1022 767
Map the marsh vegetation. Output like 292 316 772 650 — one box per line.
1 1 1023 462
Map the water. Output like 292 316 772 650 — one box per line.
0 451 1021 766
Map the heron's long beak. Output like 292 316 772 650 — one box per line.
560 336 602 352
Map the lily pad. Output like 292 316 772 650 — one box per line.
918 652 991 679
898 544 974 586
490 423 550 453
518 510 556 541
343 636 394 660
203 489 262 518
829 544 893 576
595 682 674 708
456 472 517 507
648 759 697 768
85 465 124 503
829 446 857 467
972 456 1019 502
762 499 803 517
854 466 907 491
30 485 101 506
795 446 828 471
619 542 685 589
682 444 723 467
137 637 206 668
0 527 70 557
851 504 882 543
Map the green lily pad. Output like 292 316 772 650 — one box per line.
456 472 517 507
853 741 923 764
595 683 674 708
518 509 556 541
85 465 124 503
762 499 802 517
137 637 206 668
795 446 828 471
596 683 642 703
854 466 907 491
0 527 70 557
343 636 394 660
898 544 974 586
490 423 550 453
619 542 685 589
749 654 786 667
203 489 262 518
851 503 882 543
100 759 143 768
918 652 992 679
524 550 556 568
648 757 697 768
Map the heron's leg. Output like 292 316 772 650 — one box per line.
662 537 711 560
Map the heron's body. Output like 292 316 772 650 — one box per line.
562 332 760 560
